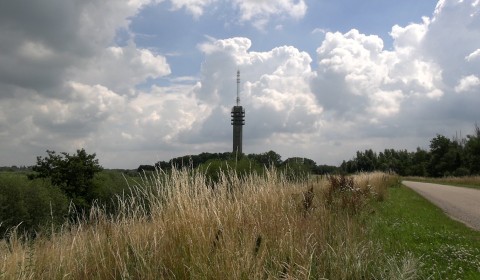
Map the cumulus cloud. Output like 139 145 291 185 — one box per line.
191 37 322 146
0 0 174 166
455 75 480 93
70 44 171 96
0 0 159 96
308 0 479 159
312 28 440 124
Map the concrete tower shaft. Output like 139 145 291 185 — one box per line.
232 70 244 154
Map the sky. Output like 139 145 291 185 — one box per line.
1 0 479 169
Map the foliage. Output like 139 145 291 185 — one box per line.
315 164 340 175
155 152 234 170
30 149 103 210
464 124 480 174
91 170 133 213
247 150 282 167
428 134 463 177
0 173 68 239
137 165 155 172
198 157 263 183
342 124 480 177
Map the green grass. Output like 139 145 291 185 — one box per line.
369 184 480 279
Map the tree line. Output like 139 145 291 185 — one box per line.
341 125 480 177
138 150 338 176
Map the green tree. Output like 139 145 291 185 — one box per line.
30 149 103 210
247 150 282 168
408 148 430 176
428 135 465 177
465 124 480 174
355 149 377 172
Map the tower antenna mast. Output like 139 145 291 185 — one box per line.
236 70 240 106
231 69 245 154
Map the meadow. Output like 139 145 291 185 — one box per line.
0 168 413 279
369 183 480 279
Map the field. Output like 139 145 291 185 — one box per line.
0 169 414 279
1 169 480 279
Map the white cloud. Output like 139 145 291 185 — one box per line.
466 49 480 61
70 44 171 95
313 28 442 124
305 0 480 161
0 0 176 167
232 0 307 22
160 0 307 28
126 84 209 143
32 83 126 137
455 75 480 93
311 28 327 35
191 37 323 146
168 0 218 17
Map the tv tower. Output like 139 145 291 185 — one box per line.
231 70 245 155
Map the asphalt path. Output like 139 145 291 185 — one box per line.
402 181 480 231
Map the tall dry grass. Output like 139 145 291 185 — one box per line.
0 168 413 279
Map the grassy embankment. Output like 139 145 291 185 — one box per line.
370 182 480 279
0 169 415 279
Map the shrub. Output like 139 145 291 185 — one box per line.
0 173 68 239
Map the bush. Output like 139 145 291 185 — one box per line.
453 167 470 177
0 173 68 238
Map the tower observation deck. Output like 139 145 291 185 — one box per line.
231 70 245 154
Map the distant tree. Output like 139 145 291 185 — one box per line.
408 148 430 176
354 149 377 172
137 165 155 172
30 149 102 210
161 152 234 170
340 159 357 174
247 150 282 168
465 124 480 174
428 135 465 177
155 160 170 170
314 164 339 175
